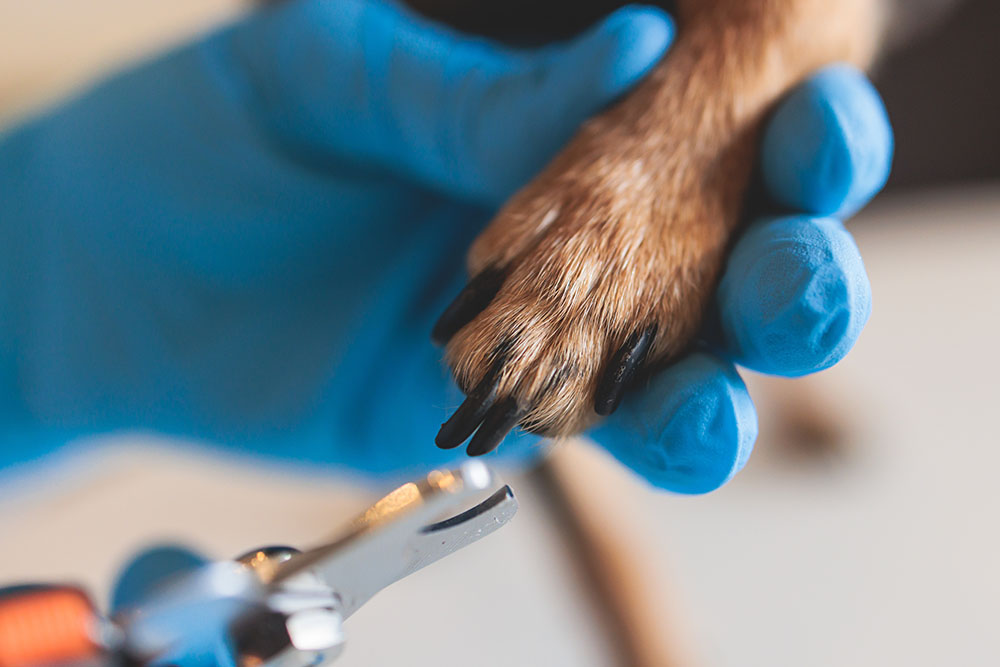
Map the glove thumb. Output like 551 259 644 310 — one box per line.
453 5 675 204
224 1 673 205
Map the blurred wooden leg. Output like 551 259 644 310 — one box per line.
528 444 699 667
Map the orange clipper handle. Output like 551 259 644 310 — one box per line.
0 585 102 667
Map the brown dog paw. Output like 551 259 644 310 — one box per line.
431 0 882 456
432 123 730 454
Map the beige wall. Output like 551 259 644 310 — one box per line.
0 0 245 127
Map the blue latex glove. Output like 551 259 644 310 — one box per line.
592 65 892 492
0 1 891 492
111 546 239 666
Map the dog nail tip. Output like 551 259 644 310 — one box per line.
593 396 620 417
465 437 504 458
593 388 624 416
435 426 463 450
435 362 506 449
466 397 523 457
436 403 482 450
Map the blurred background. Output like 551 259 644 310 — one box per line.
1 1 998 665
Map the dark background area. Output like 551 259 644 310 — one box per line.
407 0 1000 192
877 0 1000 190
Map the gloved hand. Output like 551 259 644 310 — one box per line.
0 0 891 491
592 64 893 492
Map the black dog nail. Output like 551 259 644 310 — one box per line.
594 324 657 416
431 268 506 345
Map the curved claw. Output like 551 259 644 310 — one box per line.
466 397 525 457
594 324 658 416
431 268 506 346
436 360 504 450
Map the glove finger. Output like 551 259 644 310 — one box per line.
462 5 674 204
225 0 673 205
590 353 757 494
717 215 871 377
761 64 893 218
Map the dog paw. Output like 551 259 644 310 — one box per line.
433 134 731 455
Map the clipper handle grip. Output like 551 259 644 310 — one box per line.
0 585 101 667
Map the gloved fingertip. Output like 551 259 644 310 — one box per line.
718 215 872 377
465 6 673 204
591 354 757 494
762 64 893 217
567 6 675 99
111 544 208 613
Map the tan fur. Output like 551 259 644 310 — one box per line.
445 0 885 436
